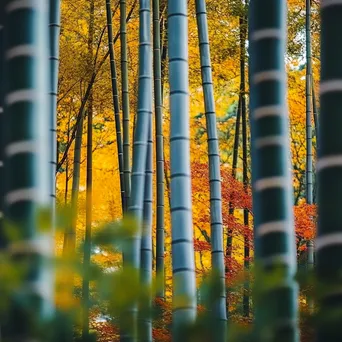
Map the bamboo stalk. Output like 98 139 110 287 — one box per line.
106 0 125 213
316 2 342 341
239 12 250 319
63 115 84 254
123 0 153 340
249 1 299 340
2 0 53 339
49 0 61 221
140 118 153 342
168 0 196 339
0 5 5 249
226 97 241 313
306 0 313 205
120 0 131 212
305 0 314 312
153 0 165 300
195 0 227 337
82 0 95 337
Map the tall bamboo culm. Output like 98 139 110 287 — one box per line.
49 0 61 212
0 5 5 249
120 0 131 212
160 17 167 100
239 11 250 319
127 0 152 264
306 0 313 206
153 0 165 299
124 0 152 341
82 0 95 338
106 0 125 213
3 0 52 339
63 115 84 254
140 120 153 342
195 0 227 337
226 97 241 313
316 1 342 341
168 0 196 339
312 79 318 141
305 0 314 306
249 1 299 341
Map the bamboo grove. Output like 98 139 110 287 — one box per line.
0 0 341 342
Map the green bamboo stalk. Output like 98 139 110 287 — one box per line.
312 73 318 204
120 0 131 211
3 0 52 339
195 0 227 336
106 0 125 213
63 115 84 254
249 1 299 341
126 0 152 262
160 17 167 100
312 78 318 140
316 2 342 341
140 119 153 342
82 98 93 339
127 0 152 262
168 0 196 339
226 97 241 313
0 5 5 249
70 114 84 226
305 0 314 308
240 13 250 319
153 0 165 300
159 16 164 62
307 239 314 269
160 29 169 214
232 98 242 181
124 0 152 341
49 0 61 218
306 0 313 205
82 0 95 338
64 161 68 204
63 115 71 206
312 79 318 204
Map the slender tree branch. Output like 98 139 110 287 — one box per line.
57 0 137 172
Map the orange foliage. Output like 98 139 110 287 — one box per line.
194 239 211 252
294 203 316 240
